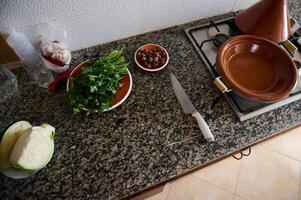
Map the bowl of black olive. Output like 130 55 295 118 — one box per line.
134 44 169 72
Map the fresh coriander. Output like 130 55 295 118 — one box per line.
68 49 128 114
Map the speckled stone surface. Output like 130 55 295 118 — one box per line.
1 2 301 200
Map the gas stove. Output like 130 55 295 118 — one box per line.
185 16 301 121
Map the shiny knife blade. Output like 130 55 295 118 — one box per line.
170 72 196 114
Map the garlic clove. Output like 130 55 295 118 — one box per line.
46 46 53 54
58 53 63 61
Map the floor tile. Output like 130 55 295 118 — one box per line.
236 146 300 200
131 183 171 200
261 126 301 161
299 166 301 200
192 156 241 193
234 196 246 200
166 175 235 200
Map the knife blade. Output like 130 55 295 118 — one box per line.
170 72 214 142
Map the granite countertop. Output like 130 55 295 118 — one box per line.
1 1 301 199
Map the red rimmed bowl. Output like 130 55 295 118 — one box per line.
66 61 132 111
134 44 169 72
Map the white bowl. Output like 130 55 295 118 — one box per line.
134 44 169 72
41 51 71 73
0 168 35 179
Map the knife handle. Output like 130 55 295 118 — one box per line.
192 112 215 142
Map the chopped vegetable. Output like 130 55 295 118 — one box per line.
9 124 55 172
0 121 32 170
68 49 128 114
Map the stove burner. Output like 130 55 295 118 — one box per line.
213 33 229 47
294 27 301 37
294 60 301 69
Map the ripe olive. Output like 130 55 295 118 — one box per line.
137 46 167 69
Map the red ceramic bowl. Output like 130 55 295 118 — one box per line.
217 35 297 102
134 44 169 72
66 61 132 111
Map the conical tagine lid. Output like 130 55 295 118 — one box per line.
235 0 291 43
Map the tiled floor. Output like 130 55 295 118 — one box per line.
131 126 301 200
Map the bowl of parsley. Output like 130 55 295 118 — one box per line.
67 50 132 114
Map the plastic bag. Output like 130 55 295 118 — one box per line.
23 21 69 52
21 21 71 73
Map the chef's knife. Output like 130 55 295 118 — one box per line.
170 72 214 142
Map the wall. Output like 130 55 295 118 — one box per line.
0 0 257 51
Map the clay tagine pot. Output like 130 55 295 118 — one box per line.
217 35 297 102
235 0 291 43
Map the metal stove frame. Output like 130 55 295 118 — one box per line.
185 17 301 121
